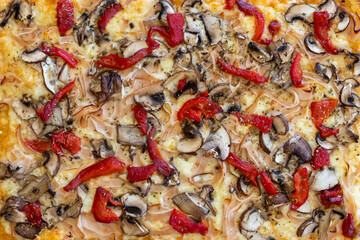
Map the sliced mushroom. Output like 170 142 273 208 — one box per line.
304 34 326 55
202 125 230 161
185 14 208 45
317 0 338 20
332 206 347 219
239 207 265 232
134 92 165 112
173 48 192 68
265 193 289 210
0 162 11 180
318 209 332 240
184 31 201 47
350 53 360 76
0 1 18 27
273 147 290 167
316 133 338 150
121 193 148 218
259 132 273 154
0 196 26 216
283 136 312 163
41 57 58 94
340 83 360 108
297 218 319 237
43 151 60 178
15 222 45 240
43 198 82 228
58 63 69 82
164 167 180 186
163 71 198 97
121 216 150 237
123 41 149 58
17 0 33 25
18 174 50 202
248 42 273 63
267 38 294 66
199 185 214 202
201 14 223 45
272 114 289 135
132 179 152 197
90 138 114 158
117 125 146 146
237 176 256 196
90 71 122 102
311 166 339 191
336 12 350 32
12 99 36 120
177 127 203 153
316 63 333 82
342 78 360 88
21 48 47 63
208 83 231 103
336 125 359 144
154 0 175 26
269 169 294 194
284 3 315 23
4 208 27 223
172 192 212 221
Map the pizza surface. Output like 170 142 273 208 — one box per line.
1 0 360 239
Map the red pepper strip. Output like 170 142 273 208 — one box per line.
236 0 265 41
51 130 81 155
290 53 305 88
133 105 148 135
36 81 75 122
260 171 279 195
169 209 208 236
342 213 356 238
21 201 42 228
217 58 268 84
313 11 339 55
39 46 78 68
198 91 209 97
177 97 222 122
311 146 330 170
177 78 187 91
268 20 281 36
290 167 309 210
320 185 343 207
233 113 274 133
64 157 126 191
57 0 75 36
226 152 259 187
25 139 52 152
127 164 158 183
224 0 235 10
91 187 123 223
310 100 339 138
98 3 122 34
147 128 174 177
258 38 273 45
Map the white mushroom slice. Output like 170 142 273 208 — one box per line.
297 218 319 237
155 0 175 26
336 125 359 144
121 217 150 237
18 0 33 25
315 63 333 82
316 133 338 150
342 78 360 88
12 100 36 120
285 3 316 23
208 83 231 103
176 129 203 153
41 57 58 94
351 53 360 76
134 92 165 112
259 132 273 154
202 125 230 161
318 209 332 240
45 106 63 127
317 0 338 20
272 114 289 135
240 207 265 232
248 42 272 63
340 83 360 108
336 12 350 32
163 71 198 95
267 39 294 66
121 193 148 218
283 136 312 163
237 176 257 196
58 64 69 82
172 192 212 221
184 31 201 47
90 138 114 158
185 14 208 45
21 48 47 63
117 125 146 146
43 151 60 178
201 14 222 45
304 34 326 55
272 147 290 166
123 41 148 58
311 167 339 191
4 209 27 223
18 175 50 203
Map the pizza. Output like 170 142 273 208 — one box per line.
1 0 360 239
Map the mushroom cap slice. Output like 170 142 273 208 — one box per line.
317 0 338 20
43 151 60 178
318 209 332 240
265 193 289 210
237 176 256 196
336 125 359 144
15 222 45 240
172 192 212 221
239 207 265 232
58 63 69 82
123 40 149 58
285 3 315 23
21 48 47 63
12 99 36 120
117 125 146 146
202 125 231 161
297 218 319 237
154 0 175 26
176 129 203 153
201 14 223 45
0 162 11 180
283 136 312 163
90 71 122 102
18 175 50 203
259 132 273 154
208 83 231 103
272 114 289 135
184 31 201 47
4 209 27 223
336 12 350 32
316 133 337 150
185 14 208 45
304 34 326 55
90 138 114 158
41 57 58 94
121 216 150 237
315 63 333 82
17 0 33 24
311 166 339 191
43 198 82 228
340 83 360 108
163 71 198 96
272 147 290 167
267 39 294 66
134 92 165 112
121 193 148 218
248 42 273 63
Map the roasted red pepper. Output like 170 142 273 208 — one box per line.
342 213 356 238
169 209 208 236
313 11 339 55
320 185 343 207
51 130 81 155
39 46 78 68
236 0 265 41
311 146 330 170
64 157 126 191
226 152 259 187
290 53 304 88
217 58 268 84
133 104 148 135
22 201 42 228
98 3 122 34
57 0 74 36
268 20 281 36
177 78 187 91
311 99 339 138
290 167 309 210
177 97 222 122
91 187 123 223
198 91 209 98
25 139 53 153
36 81 75 122
233 113 274 133
224 0 235 10
147 128 174 177
127 164 158 183
260 171 278 195
258 38 273 45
